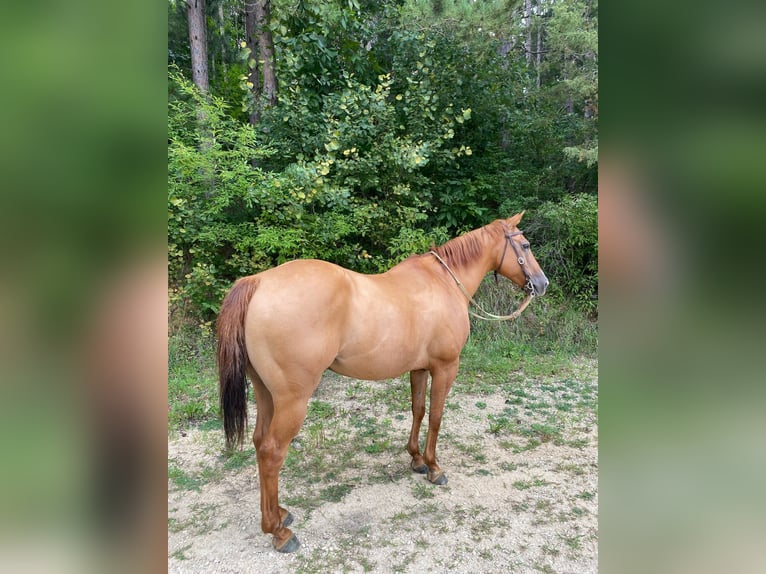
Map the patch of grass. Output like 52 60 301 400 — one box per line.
307 399 335 420
555 462 585 476
168 324 219 430
498 438 542 453
571 506 588 517
521 422 561 443
411 481 436 500
566 437 590 449
222 447 255 471
487 414 517 435
320 483 352 503
168 463 203 492
168 503 222 535
453 438 488 464
576 490 596 501
559 532 583 552
170 543 193 561
512 478 549 490
542 543 561 557
168 461 223 492
350 414 395 455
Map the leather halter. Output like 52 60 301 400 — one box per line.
428 225 537 322
495 227 536 295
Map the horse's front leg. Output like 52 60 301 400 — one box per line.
407 369 429 474
422 361 459 485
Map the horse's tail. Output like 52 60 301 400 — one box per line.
217 276 259 450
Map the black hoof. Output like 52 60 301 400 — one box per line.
411 461 428 474
282 511 294 528
428 472 448 485
274 533 300 553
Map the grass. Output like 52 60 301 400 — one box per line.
411 481 436 500
168 323 220 429
513 478 549 490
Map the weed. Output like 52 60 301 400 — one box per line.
488 414 516 435
307 399 335 420
222 447 255 471
320 483 352 503
411 481 435 500
168 325 219 430
521 422 561 443
168 463 202 492
566 438 590 449
454 439 487 464
555 462 585 476
559 532 583 552
170 543 193 561
513 478 549 490
571 506 588 517
542 544 560 557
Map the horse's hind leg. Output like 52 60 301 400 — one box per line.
248 368 293 529
256 392 311 553
407 369 429 474
422 361 459 485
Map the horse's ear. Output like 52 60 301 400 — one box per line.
507 211 525 228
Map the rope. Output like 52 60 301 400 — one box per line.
429 250 534 322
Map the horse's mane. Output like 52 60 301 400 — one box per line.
431 223 500 269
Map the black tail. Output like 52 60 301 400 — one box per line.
217 276 259 449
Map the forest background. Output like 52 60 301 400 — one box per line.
167 0 598 343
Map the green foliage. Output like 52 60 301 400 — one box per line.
167 1 598 323
527 194 598 314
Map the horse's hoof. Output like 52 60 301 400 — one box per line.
281 511 294 528
428 471 448 485
274 533 300 553
411 461 428 474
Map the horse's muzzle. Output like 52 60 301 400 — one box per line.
527 275 549 297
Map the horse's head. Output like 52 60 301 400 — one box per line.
495 212 549 297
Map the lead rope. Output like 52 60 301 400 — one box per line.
429 250 534 321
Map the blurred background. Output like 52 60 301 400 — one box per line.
0 0 764 572
600 0 766 572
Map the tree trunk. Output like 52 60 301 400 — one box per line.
244 0 278 126
536 20 543 88
525 0 533 65
255 0 278 108
187 0 209 94
244 1 262 126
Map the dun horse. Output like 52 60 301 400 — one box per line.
217 213 548 552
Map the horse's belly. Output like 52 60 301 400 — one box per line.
329 348 423 381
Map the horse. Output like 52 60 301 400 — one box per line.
216 212 548 553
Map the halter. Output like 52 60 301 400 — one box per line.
428 226 536 322
495 227 536 296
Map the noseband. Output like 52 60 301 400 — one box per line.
495 228 536 296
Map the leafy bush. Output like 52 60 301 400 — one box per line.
526 194 598 315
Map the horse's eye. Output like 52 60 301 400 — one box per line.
522 243 530 250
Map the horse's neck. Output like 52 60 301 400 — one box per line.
450 254 495 297
445 229 500 297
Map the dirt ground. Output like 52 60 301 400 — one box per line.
168 358 597 573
